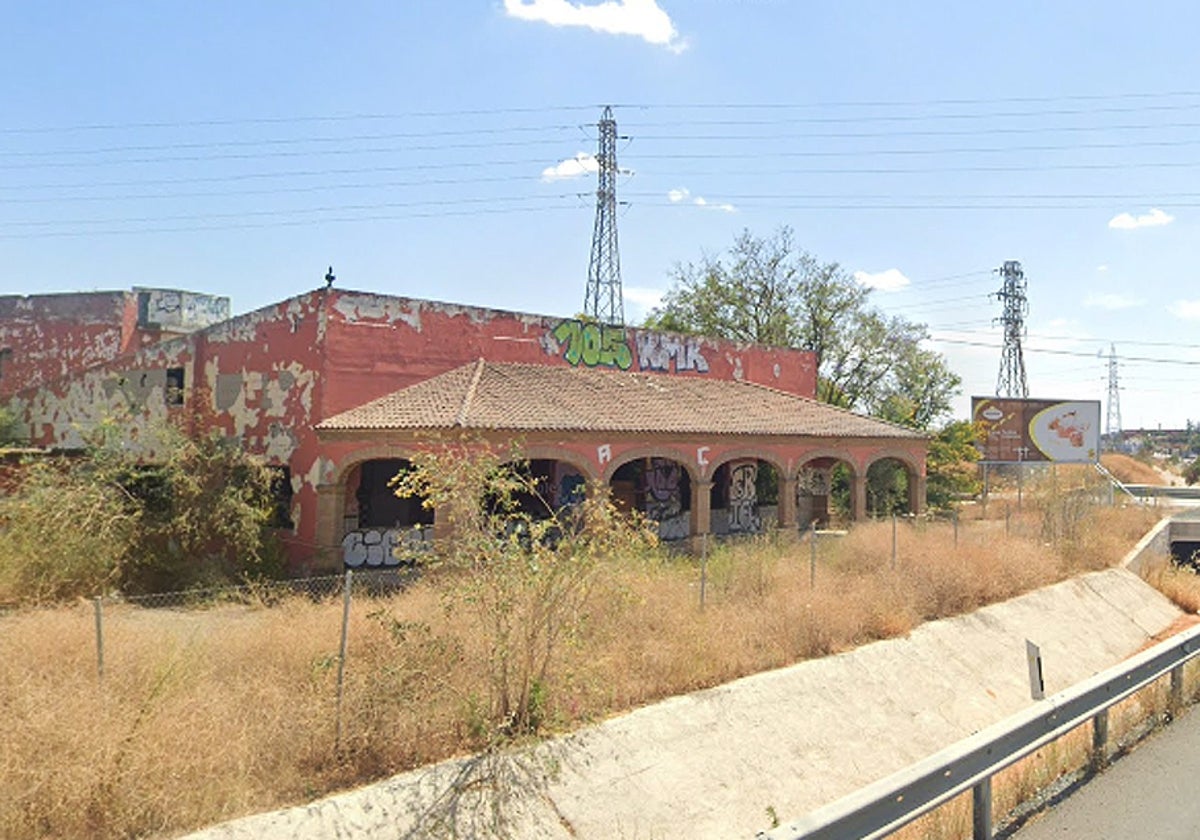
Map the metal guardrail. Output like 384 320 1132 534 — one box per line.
759 623 1200 840
1123 484 1200 500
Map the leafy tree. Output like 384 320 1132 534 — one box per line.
648 227 959 423
925 421 983 510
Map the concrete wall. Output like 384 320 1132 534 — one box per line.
180 567 1184 840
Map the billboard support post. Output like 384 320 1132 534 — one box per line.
981 463 989 515
1017 461 1023 512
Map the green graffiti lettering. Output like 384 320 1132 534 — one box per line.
552 319 634 370
553 320 582 365
581 323 602 366
606 328 633 370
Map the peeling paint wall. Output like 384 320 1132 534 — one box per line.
15 288 827 572
320 291 818 420
0 292 135 401
0 288 230 402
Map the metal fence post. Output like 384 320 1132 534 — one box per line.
334 568 353 753
810 520 817 589
972 776 993 840
891 513 897 569
1091 709 1109 771
93 596 104 683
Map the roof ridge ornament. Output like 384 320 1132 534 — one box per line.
456 358 486 427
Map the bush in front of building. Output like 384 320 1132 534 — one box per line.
389 437 660 741
0 422 283 606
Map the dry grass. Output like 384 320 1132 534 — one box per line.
1143 555 1200 613
0 504 1160 839
1102 452 1171 485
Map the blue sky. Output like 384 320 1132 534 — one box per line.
5 1 1200 430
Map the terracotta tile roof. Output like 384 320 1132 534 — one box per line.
318 360 923 440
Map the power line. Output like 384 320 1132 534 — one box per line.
0 203 584 240
7 116 1200 161
934 337 1200 366
7 91 1200 135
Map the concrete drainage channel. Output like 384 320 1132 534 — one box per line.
185 517 1188 840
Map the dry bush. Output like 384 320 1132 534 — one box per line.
1143 558 1200 613
0 502 1162 839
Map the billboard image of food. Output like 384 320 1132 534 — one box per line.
971 397 1101 463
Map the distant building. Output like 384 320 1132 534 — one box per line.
5 286 926 572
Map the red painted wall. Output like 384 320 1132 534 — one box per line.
13 287 820 570
0 292 143 399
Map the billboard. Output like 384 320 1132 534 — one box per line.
972 397 1101 464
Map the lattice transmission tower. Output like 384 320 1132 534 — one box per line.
583 106 624 326
992 260 1029 398
1105 343 1122 442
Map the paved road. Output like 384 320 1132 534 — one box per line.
1014 707 1200 839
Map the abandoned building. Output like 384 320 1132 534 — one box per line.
3 286 927 572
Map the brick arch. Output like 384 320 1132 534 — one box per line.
518 445 600 483
864 449 926 517
864 448 925 478
328 443 428 488
792 448 860 482
703 447 788 482
601 445 702 485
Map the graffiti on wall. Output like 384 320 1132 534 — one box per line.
138 288 230 332
797 467 831 496
554 463 586 509
728 459 761 533
635 333 709 373
546 320 710 375
342 526 431 567
650 465 690 540
549 320 633 369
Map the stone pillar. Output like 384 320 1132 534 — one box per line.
779 476 799 530
910 471 927 516
851 472 867 522
314 482 345 574
690 480 713 548
433 503 455 544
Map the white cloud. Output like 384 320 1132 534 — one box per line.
1097 264 1109 272
504 0 687 52
853 268 911 292
541 152 599 182
666 186 735 213
1108 208 1175 230
623 285 665 317
1171 299 1200 321
1084 292 1142 311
